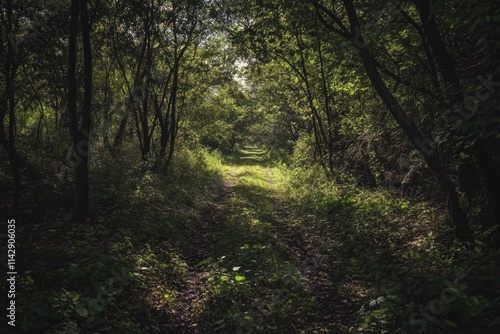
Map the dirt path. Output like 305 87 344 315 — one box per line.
162 177 236 333
162 148 357 333
265 170 355 333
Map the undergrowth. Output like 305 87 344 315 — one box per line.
278 163 500 334
1 144 225 333
2 144 499 334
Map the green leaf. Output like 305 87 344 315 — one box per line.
197 257 213 267
70 291 80 303
235 275 246 282
76 306 88 318
105 277 116 286
442 319 458 328
89 299 102 312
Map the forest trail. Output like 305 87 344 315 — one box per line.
165 146 356 333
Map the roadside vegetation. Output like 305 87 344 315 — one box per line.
3 145 499 333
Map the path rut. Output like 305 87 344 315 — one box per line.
162 159 357 333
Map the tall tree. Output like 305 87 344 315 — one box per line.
67 0 92 223
414 0 500 232
0 0 21 213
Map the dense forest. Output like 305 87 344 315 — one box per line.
1 0 500 333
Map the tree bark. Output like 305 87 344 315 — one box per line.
165 63 179 168
0 0 21 213
414 0 459 96
67 0 80 221
68 0 92 223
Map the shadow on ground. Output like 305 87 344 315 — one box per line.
164 146 356 333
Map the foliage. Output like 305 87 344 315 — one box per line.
279 160 500 333
2 144 224 333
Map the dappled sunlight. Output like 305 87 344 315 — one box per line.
224 145 273 167
160 146 356 333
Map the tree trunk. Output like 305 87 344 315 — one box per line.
68 0 92 223
0 0 21 213
317 35 335 174
165 64 179 168
67 0 80 220
414 0 459 97
0 98 21 212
